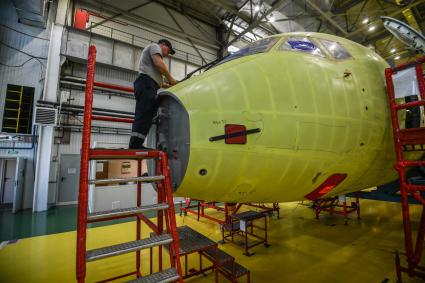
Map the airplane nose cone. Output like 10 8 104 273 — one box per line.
146 91 190 191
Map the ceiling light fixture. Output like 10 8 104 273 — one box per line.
394 55 400 60
368 25 375 32
254 5 260 12
362 18 369 24
390 48 396 53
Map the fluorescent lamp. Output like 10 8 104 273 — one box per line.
227 45 240 53
394 55 400 60
368 25 375 32
390 48 396 53
362 18 369 24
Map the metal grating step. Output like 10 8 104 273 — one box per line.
89 175 165 185
125 268 179 283
202 247 234 265
87 203 169 221
222 260 250 278
86 234 173 262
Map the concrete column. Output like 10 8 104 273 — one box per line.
33 0 69 212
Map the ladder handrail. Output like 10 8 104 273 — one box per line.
76 45 96 283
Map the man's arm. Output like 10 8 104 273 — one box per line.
152 54 177 86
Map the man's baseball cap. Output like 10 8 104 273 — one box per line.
158 39 176 55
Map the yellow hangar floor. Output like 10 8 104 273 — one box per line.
0 199 423 283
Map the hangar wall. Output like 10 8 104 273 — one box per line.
0 0 54 209
0 0 220 210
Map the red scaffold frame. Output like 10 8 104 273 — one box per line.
76 45 182 283
384 56 425 281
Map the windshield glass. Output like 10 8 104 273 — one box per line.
279 36 325 57
218 37 279 65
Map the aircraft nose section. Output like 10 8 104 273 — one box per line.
146 91 190 191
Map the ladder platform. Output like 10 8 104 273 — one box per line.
399 127 425 145
89 175 165 185
89 148 162 160
125 268 179 283
87 203 169 222
86 234 173 261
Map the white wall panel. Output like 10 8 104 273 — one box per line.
58 132 130 155
114 42 135 70
90 35 114 65
170 60 186 81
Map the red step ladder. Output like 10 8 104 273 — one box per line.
385 56 425 281
76 45 183 283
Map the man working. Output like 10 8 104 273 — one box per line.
129 39 177 149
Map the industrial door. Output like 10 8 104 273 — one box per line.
12 157 26 213
2 159 16 204
58 154 80 204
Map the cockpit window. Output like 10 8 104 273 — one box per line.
279 36 324 57
319 39 352 60
218 37 279 65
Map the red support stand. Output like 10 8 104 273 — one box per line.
180 200 281 225
313 194 360 225
179 199 227 224
385 56 425 282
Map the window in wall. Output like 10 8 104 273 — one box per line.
319 39 352 60
218 37 279 65
2 84 35 134
279 36 325 57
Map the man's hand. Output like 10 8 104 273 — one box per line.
168 78 177 86
162 82 171 88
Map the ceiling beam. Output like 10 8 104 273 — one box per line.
202 0 275 35
86 1 153 31
305 0 349 35
346 0 425 38
226 0 287 47
80 0 219 49
151 0 219 26
164 7 207 64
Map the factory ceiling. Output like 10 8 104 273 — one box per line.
82 0 425 63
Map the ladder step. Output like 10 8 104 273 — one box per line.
397 161 425 167
406 184 425 191
89 175 165 185
87 203 169 221
86 234 173 262
89 148 161 160
125 268 179 283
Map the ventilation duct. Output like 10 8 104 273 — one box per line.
11 0 48 27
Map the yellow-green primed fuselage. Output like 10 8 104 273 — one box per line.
155 32 419 203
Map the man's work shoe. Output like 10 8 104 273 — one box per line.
129 136 144 149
